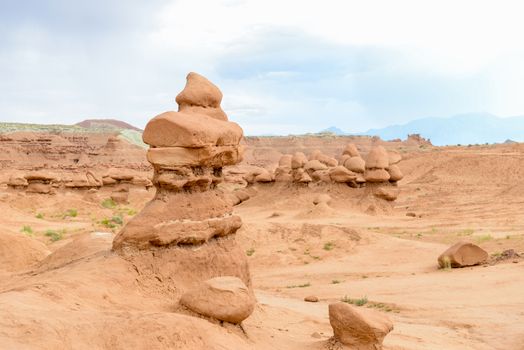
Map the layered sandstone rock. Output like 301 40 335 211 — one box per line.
438 242 488 268
329 302 393 350
112 72 252 297
24 171 58 194
180 276 255 323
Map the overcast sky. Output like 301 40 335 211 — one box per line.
1 0 524 135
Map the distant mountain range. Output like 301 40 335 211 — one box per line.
321 113 524 146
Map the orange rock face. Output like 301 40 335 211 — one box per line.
438 242 488 268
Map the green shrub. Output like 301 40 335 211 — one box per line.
35 213 44 219
63 208 78 218
286 282 311 288
101 198 117 209
246 248 255 256
20 225 33 236
323 242 335 251
45 229 64 242
341 295 368 306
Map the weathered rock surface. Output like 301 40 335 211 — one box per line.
180 276 255 323
342 143 360 157
365 146 389 169
329 166 357 183
387 164 404 182
291 152 308 169
344 156 366 173
364 169 390 183
438 242 488 268
329 302 393 350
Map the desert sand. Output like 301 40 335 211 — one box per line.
0 74 523 350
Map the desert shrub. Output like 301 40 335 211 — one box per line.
286 282 311 288
323 242 335 251
331 279 342 284
246 248 255 256
476 234 493 243
63 208 78 218
341 295 368 306
45 229 64 242
20 225 33 235
101 198 117 209
35 213 44 219
100 215 123 228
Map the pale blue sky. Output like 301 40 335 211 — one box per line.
1 0 524 135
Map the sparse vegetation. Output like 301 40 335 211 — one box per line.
476 234 493 243
20 225 33 236
341 295 368 306
323 242 335 251
100 214 123 229
45 229 64 242
457 228 474 236
246 248 255 256
35 213 44 219
101 198 117 209
331 279 342 284
286 282 311 288
63 208 78 218
441 256 452 270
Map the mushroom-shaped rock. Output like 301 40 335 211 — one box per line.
329 302 393 350
344 156 366 173
388 164 404 182
388 150 402 165
291 152 308 169
329 166 357 183
180 276 255 324
438 242 488 268
374 187 398 201
342 143 360 157
305 160 328 172
175 72 228 121
365 146 389 169
364 169 390 183
339 154 351 165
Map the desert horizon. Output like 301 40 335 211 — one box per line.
1 1 524 349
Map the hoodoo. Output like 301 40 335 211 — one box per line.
112 72 252 299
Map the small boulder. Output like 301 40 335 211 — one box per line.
316 154 338 167
329 302 393 350
305 160 328 171
255 170 274 183
365 146 389 169
374 187 398 201
344 156 365 173
438 242 488 268
293 168 312 183
291 152 308 169
364 169 390 183
388 164 404 182
180 276 255 324
304 295 319 302
329 166 357 183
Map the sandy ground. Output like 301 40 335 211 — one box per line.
1 143 524 349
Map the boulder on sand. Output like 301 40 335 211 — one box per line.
329 302 393 350
438 242 488 268
329 166 357 183
364 168 390 183
180 276 255 324
305 159 328 172
373 187 398 201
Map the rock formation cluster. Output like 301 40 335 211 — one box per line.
244 143 404 201
7 168 151 196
